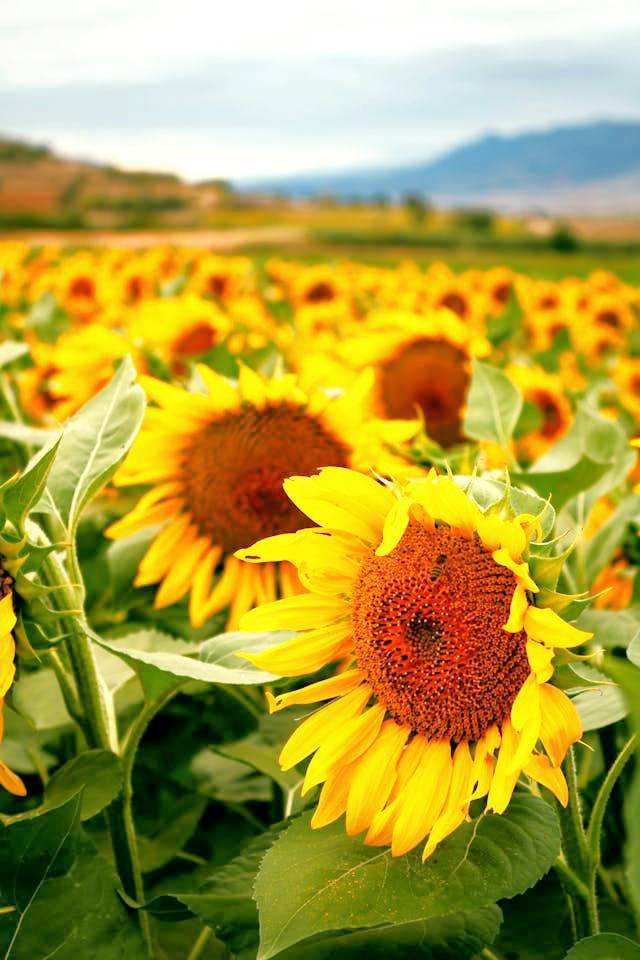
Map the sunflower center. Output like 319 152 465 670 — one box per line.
596 310 620 329
182 403 350 551
69 277 94 298
174 323 217 358
305 281 336 304
439 291 468 318
351 523 529 742
378 339 469 447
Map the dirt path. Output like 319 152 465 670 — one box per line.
0 225 308 249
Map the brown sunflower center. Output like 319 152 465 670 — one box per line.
305 281 336 304
69 277 95 299
378 338 469 447
174 323 217 358
182 403 350 551
439 291 468 318
596 310 621 329
531 389 564 438
351 523 529 742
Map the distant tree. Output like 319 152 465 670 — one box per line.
403 192 430 224
549 224 580 252
457 207 494 232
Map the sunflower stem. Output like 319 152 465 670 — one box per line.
38 535 155 957
558 745 594 939
553 857 590 900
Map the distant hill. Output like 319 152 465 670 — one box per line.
249 120 640 213
0 137 231 229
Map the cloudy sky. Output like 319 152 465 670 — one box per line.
1 0 638 181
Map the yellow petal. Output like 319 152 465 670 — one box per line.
153 536 211 608
0 760 26 797
524 606 592 649
539 684 582 767
492 549 538 592
0 594 17 636
504 584 529 633
391 740 453 856
524 753 568 805
375 497 410 557
266 669 363 714
240 594 350 632
241 621 351 677
509 673 541 772
422 742 474 860
526 640 554 683
302 703 385 794
278 684 372 770
487 719 520 814
189 547 223 628
365 735 428 846
311 760 359 829
346 721 409 836
135 515 193 585
238 364 267 407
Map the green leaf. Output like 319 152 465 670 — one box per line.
37 356 145 533
93 629 280 700
200 629 292 674
576 609 640 652
584 495 640 585
0 342 29 368
216 711 303 797
44 750 123 821
520 402 635 508
2 438 61 531
513 457 610 512
0 422 58 448
286 907 502 959
463 360 522 446
138 795 207 872
254 793 560 959
456 475 556 539
179 825 283 958
11 668 73 732
571 685 628 731
191 749 272 804
565 934 640 959
0 800 143 958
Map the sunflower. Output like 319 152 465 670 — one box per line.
126 296 231 375
187 253 254 301
507 364 572 462
19 325 143 423
106 367 419 630
237 468 588 859
338 310 490 448
613 358 640 424
0 580 26 797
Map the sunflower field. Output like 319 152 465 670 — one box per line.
0 239 639 960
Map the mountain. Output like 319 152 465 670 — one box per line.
249 120 640 213
0 137 231 229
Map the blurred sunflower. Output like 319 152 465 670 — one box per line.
238 468 588 859
338 310 490 448
126 296 231 374
187 253 254 301
508 364 572 462
19 324 143 422
613 357 640 423
0 581 26 797
107 367 419 629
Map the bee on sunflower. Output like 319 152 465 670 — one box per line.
106 366 420 630
237 468 589 861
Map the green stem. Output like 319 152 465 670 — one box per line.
553 857 589 900
557 746 594 939
45 649 83 727
187 927 213 960
38 534 153 955
586 733 637 867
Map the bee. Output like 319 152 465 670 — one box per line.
430 553 447 582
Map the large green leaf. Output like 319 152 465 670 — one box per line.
2 438 61 531
44 750 123 821
93 629 281 700
513 458 610 512
254 794 560 959
454 475 556 540
0 797 143 958
37 356 145 533
565 934 640 959
518 402 635 509
0 342 29 368
138 795 208 872
571 685 628 731
463 360 522 446
584 495 640 585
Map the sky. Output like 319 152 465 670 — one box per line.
1 0 639 182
